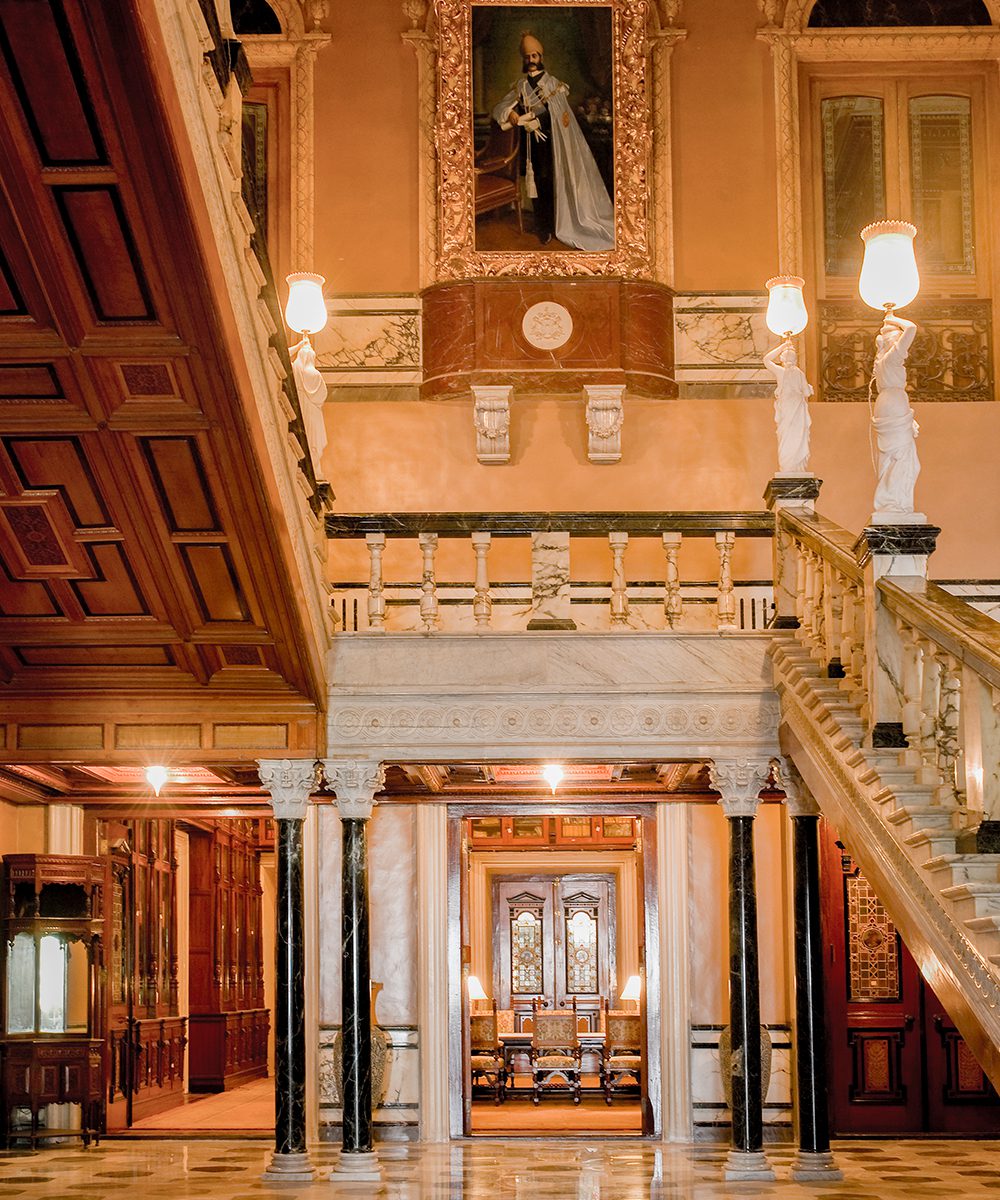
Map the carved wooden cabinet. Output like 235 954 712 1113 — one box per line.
188 819 268 1091
1 855 106 1147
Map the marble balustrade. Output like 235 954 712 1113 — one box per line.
327 513 775 634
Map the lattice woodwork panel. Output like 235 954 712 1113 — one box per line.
846 871 901 1002
5 437 110 526
119 362 177 399
0 491 92 577
70 543 149 616
140 437 221 533
819 299 993 402
848 1029 906 1103
52 185 155 322
0 0 107 167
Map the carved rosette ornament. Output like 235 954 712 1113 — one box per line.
709 757 772 818
323 760 386 820
773 757 819 818
257 758 320 821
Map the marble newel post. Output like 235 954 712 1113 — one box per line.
709 758 775 1182
324 760 385 1185
257 758 319 1183
778 761 843 1182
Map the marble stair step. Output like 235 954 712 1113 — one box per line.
886 805 956 833
940 883 1000 920
923 854 1000 886
963 914 1000 940
904 828 960 859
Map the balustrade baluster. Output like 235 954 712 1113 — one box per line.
471 532 492 629
825 566 844 675
365 533 386 632
662 532 683 628
917 640 941 787
418 533 440 632
609 532 629 626
984 685 1000 824
715 531 737 630
839 584 858 689
900 625 923 764
936 652 963 808
798 548 813 645
810 553 825 655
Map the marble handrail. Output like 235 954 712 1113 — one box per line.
774 508 862 585
326 512 775 538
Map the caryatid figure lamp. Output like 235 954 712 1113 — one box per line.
764 275 808 341
858 221 919 314
284 272 328 346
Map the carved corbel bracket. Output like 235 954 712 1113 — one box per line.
585 384 624 465
473 385 512 465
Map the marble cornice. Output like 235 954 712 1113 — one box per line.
757 26 1000 60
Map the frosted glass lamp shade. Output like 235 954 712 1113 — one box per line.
284 272 328 335
858 221 919 311
620 974 641 1002
467 975 488 1001
145 765 168 796
764 275 808 337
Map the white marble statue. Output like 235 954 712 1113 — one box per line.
290 338 329 479
871 314 919 518
763 339 812 474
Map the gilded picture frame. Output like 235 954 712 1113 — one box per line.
435 0 654 279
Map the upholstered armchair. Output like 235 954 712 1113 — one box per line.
530 998 582 1105
474 123 522 232
469 1000 507 1104
601 1012 642 1103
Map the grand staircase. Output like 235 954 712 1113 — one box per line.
771 507 1000 1088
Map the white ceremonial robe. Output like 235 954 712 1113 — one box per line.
493 73 615 253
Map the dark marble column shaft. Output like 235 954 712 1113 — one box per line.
274 816 307 1157
727 814 764 1155
341 816 373 1154
792 814 832 1155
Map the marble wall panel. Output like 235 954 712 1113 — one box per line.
314 296 421 387
673 293 772 399
318 1023 419 1139
690 1025 792 1139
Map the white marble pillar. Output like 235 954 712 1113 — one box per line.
417 804 449 1141
657 801 692 1142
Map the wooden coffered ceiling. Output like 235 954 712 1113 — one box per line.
0 0 325 755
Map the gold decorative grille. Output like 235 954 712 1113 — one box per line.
510 908 543 994
565 908 598 994
846 872 901 1002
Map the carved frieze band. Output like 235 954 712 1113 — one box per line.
819 300 993 403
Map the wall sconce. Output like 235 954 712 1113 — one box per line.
620 974 641 1011
857 221 922 522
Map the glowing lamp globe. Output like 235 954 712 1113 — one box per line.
467 975 488 1001
621 975 642 1003
284 272 328 335
145 764 168 796
858 221 919 311
764 275 808 338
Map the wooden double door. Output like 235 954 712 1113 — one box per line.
820 819 1000 1134
493 874 616 1019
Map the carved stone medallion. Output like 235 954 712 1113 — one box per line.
521 302 573 350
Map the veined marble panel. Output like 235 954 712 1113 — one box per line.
691 1024 792 1134
326 633 780 760
318 1023 419 1133
674 293 772 399
314 295 421 387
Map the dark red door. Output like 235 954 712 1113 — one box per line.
820 817 1000 1135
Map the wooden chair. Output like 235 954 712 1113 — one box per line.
530 998 581 1105
474 122 522 232
601 1012 642 1104
469 1000 507 1104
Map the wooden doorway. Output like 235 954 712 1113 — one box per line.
448 804 659 1138
820 817 1000 1134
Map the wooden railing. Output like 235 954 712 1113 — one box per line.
326 512 776 634
775 505 1000 828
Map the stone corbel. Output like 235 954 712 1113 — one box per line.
585 384 624 464
323 759 386 820
473 385 512 465
257 758 320 821
709 757 772 818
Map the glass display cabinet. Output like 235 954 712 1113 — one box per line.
1 855 105 1147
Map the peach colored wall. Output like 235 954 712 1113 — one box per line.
689 802 790 1026
671 0 778 290
0 802 45 856
313 2 419 293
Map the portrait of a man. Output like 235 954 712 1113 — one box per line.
473 7 615 253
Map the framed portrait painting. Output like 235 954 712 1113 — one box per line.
435 0 653 279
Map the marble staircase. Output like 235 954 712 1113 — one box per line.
772 630 1000 1090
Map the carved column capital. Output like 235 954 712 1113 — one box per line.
774 757 819 818
710 757 771 818
323 760 386 820
257 758 320 821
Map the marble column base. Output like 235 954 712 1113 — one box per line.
723 1150 775 1181
262 1151 315 1182
791 1150 844 1181
331 1150 382 1184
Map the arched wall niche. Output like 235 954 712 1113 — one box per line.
782 0 998 28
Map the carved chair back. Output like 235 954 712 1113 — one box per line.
606 1012 642 1055
470 1000 500 1053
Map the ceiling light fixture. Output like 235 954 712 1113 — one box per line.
542 763 564 794
145 765 169 797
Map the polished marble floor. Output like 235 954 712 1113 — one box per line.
4 1137 1000 1198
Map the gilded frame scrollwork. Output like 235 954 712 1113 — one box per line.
435 0 655 279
